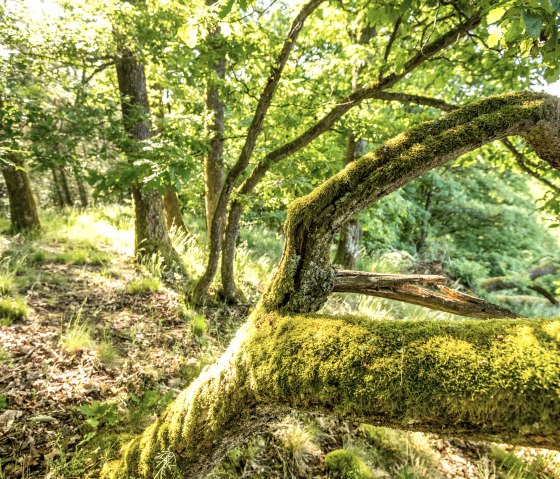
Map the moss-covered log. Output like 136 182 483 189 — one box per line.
102 315 560 478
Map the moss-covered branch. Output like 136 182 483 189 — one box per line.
102 315 560 478
262 92 560 314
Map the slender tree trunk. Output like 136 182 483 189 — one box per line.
163 187 188 234
334 136 366 269
2 155 41 232
51 167 65 207
416 186 434 255
221 200 245 303
194 0 325 305
73 164 89 208
115 45 180 265
58 165 73 206
204 16 226 239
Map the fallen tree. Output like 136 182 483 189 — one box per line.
102 92 560 479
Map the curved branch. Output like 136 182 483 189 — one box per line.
102 315 560 478
262 92 560 314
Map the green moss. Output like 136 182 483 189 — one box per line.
247 314 560 443
325 449 373 479
102 314 560 478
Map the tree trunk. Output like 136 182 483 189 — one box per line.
115 45 180 265
58 165 73 206
101 315 560 479
194 0 324 305
416 186 434 255
334 136 366 269
262 92 560 314
204 14 226 239
73 164 89 208
221 200 245 303
103 92 560 479
163 187 188 234
51 167 65 207
2 155 41 232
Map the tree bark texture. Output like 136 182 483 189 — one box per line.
204 19 226 239
2 155 41 232
163 186 188 234
115 46 179 265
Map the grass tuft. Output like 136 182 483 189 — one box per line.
0 297 28 325
126 276 162 294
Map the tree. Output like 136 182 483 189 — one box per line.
114 27 181 265
101 91 560 479
200 0 560 304
1 154 41 233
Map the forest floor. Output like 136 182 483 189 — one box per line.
0 206 559 479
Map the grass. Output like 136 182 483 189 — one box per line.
61 318 95 354
126 276 162 294
54 247 109 266
191 313 207 338
0 297 28 325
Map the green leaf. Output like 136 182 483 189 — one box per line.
544 66 560 82
522 9 543 38
219 0 235 19
238 0 248 12
487 7 507 24
488 28 503 48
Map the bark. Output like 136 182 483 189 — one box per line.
333 270 519 319
221 199 245 303
51 167 65 207
58 165 73 206
163 186 188 234
102 315 560 479
103 93 560 479
2 155 41 232
115 45 180 265
204 14 226 239
416 186 434 255
334 136 367 269
73 164 89 208
194 0 325 304
261 92 560 314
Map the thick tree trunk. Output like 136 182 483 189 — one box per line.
115 45 180 265
102 315 560 479
335 136 366 269
2 155 41 232
262 92 560 314
163 186 188 234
